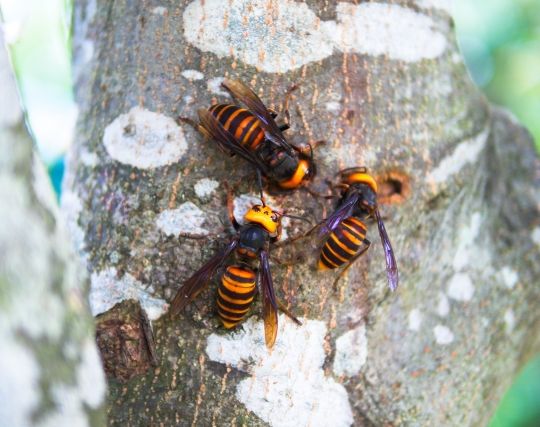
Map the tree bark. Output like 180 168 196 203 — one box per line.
68 1 540 426
0 27 106 426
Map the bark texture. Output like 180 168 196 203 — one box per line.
0 28 106 426
69 1 540 426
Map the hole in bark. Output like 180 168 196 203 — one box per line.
377 171 410 205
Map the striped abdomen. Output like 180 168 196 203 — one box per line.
217 265 256 329
318 216 368 270
208 104 265 151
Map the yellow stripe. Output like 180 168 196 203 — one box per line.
220 319 239 329
222 279 255 294
223 108 244 131
346 173 378 193
330 233 357 256
346 217 367 231
318 259 331 270
320 250 339 268
279 159 310 189
218 311 245 322
234 116 253 139
217 300 251 314
218 289 254 305
324 243 348 264
341 227 363 246
216 104 233 121
227 266 255 280
243 119 260 146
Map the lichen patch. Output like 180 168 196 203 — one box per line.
103 107 187 169
408 309 423 331
206 316 354 427
181 69 204 80
428 126 489 185
416 0 454 15
437 293 450 317
90 267 168 320
184 1 447 73
194 178 219 199
504 309 515 334
333 324 368 377
500 266 518 289
433 325 454 345
447 272 474 301
207 77 230 96
156 202 210 237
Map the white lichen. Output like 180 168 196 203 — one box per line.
60 189 86 265
447 273 474 301
194 178 219 199
428 126 490 185
333 324 368 377
503 309 515 334
531 227 540 246
453 212 482 271
0 29 22 126
156 202 210 237
181 69 204 80
333 3 447 62
0 340 40 427
103 107 187 169
206 316 354 427
415 0 454 15
76 339 106 409
184 1 447 74
325 101 341 112
408 309 423 331
89 267 169 320
436 293 450 317
207 77 229 96
433 325 454 345
152 6 167 15
500 266 518 289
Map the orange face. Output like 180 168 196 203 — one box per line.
343 172 378 194
278 159 311 189
244 204 280 235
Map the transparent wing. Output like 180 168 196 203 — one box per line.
170 238 238 316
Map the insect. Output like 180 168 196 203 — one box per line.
317 167 399 291
181 79 316 194
169 192 301 349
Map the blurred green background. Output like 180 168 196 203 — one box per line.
0 0 538 425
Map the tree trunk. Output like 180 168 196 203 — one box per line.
0 28 106 426
68 1 540 425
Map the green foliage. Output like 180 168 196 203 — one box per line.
455 0 540 151
490 356 540 427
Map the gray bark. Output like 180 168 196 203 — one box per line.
69 1 540 426
0 27 106 426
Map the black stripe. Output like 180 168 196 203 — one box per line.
327 235 355 262
322 245 346 267
319 252 337 269
229 110 251 139
340 221 365 242
246 125 264 149
216 105 240 129
333 228 361 252
209 104 227 116
219 283 256 300
217 294 252 311
238 116 258 146
224 268 255 284
343 217 367 235
218 308 246 321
